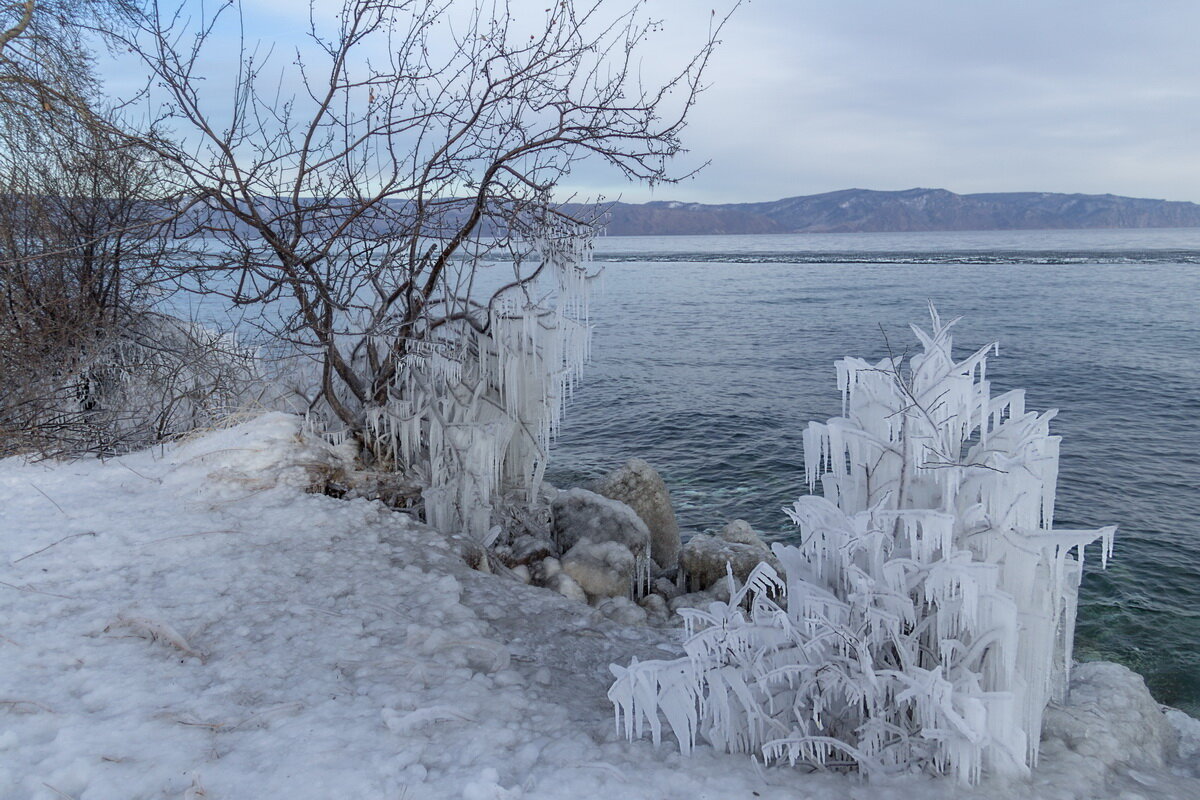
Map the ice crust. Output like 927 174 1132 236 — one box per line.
1 413 1196 798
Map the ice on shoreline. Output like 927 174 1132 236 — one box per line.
1 413 1196 799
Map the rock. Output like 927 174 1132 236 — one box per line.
594 458 681 570
667 592 720 618
680 533 781 593
547 572 587 604
652 563 679 583
551 488 650 561
638 593 670 624
509 535 558 566
461 542 491 573
531 557 561 585
652 576 682 600
561 540 637 600
1041 662 1179 770
509 564 531 584
719 519 769 551
595 596 648 626
709 579 732 603
1166 708 1200 773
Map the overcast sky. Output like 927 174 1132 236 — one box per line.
568 0 1200 204
105 0 1200 205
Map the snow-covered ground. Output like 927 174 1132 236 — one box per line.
1 413 1197 799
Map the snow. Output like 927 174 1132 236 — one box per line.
2 413 1197 799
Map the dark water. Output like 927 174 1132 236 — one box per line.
545 229 1200 716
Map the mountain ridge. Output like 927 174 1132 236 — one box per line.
584 188 1200 235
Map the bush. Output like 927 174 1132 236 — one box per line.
609 307 1116 784
1 309 259 457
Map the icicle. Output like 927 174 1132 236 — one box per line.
607 308 1113 785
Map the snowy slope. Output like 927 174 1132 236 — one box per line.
1 413 1197 799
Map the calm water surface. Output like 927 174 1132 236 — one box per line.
545 229 1200 715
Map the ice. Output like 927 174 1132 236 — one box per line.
363 232 595 541
610 309 1130 785
2 379 1198 798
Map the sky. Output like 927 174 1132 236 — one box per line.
588 0 1200 204
101 0 1200 206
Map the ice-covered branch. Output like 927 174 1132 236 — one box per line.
610 307 1116 784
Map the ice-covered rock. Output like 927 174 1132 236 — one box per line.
638 593 670 624
668 581 732 613
1167 707 1200 773
594 458 681 569
679 532 781 593
551 487 651 560
1042 661 1178 770
546 572 587 604
595 596 649 626
561 540 637 599
718 519 769 550
507 534 558 566
652 576 683 600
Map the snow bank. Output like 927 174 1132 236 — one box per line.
1 413 1196 799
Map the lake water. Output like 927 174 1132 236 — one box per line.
544 228 1200 716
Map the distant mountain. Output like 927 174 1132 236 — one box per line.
587 188 1200 235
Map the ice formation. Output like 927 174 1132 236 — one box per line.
609 306 1116 783
364 232 594 540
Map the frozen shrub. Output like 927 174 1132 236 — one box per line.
363 233 595 542
1 310 258 457
609 307 1115 784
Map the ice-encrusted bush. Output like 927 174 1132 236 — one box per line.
2 311 259 456
609 308 1116 783
361 233 595 541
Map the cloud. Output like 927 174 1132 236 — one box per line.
97 0 1200 205
556 0 1200 203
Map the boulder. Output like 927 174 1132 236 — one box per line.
719 519 769 551
508 534 558 566
638 593 670 624
1041 661 1179 770
668 581 733 614
594 458 680 570
551 488 651 561
680 533 781 593
651 576 682 601
561 540 637 600
595 596 649 626
546 572 587 604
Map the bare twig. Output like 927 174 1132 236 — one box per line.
25 481 69 517
1 698 55 713
138 530 239 547
0 579 77 600
42 784 75 800
12 531 96 563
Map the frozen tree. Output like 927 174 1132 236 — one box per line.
609 307 1116 783
106 0 736 537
